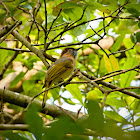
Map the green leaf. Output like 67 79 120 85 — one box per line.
22 80 35 94
43 116 84 140
87 99 104 131
47 14 56 23
87 89 104 100
120 57 139 88
31 70 46 81
123 38 134 49
104 119 127 140
130 34 136 43
111 33 125 52
104 111 128 123
63 7 82 21
25 104 43 140
106 97 126 108
0 131 29 140
123 38 136 57
0 49 8 65
62 97 76 105
135 118 140 125
10 72 26 88
50 87 60 101
138 21 140 28
0 12 7 24
21 4 32 10
127 8 140 15
136 32 140 42
71 24 88 36
65 84 83 105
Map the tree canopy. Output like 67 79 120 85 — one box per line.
0 0 140 140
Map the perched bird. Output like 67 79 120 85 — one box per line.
42 47 82 108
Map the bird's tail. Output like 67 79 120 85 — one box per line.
42 89 48 108
42 80 54 108
42 82 49 108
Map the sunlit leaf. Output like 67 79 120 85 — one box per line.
135 118 140 125
104 111 128 123
120 57 139 88
0 49 8 65
111 33 125 52
106 97 126 108
103 50 119 74
62 96 76 105
65 84 83 105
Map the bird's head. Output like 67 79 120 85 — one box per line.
61 47 82 58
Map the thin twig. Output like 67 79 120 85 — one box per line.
56 105 77 121
80 69 140 99
44 9 62 50
43 0 48 50
81 4 124 42
102 93 108 109
0 47 20 79
78 71 108 94
90 64 140 84
102 12 106 36
1 1 10 25
0 21 22 44
11 30 50 69
109 1 129 16
108 86 140 93
68 7 86 28
97 43 109 58
109 42 137 56
0 46 31 52
46 9 62 39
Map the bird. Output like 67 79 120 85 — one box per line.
42 47 82 108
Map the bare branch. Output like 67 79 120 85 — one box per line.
0 124 29 130
68 7 87 28
45 9 62 43
0 21 22 44
80 69 140 99
0 89 78 118
108 86 140 93
0 46 31 52
109 42 137 56
11 30 50 69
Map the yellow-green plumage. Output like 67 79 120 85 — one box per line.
42 47 80 108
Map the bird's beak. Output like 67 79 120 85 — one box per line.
76 47 82 51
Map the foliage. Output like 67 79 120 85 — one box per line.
0 0 140 140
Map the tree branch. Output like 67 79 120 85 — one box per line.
0 89 78 118
80 70 140 99
11 30 50 69
0 21 22 44
0 124 28 130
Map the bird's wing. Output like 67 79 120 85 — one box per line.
45 57 73 82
